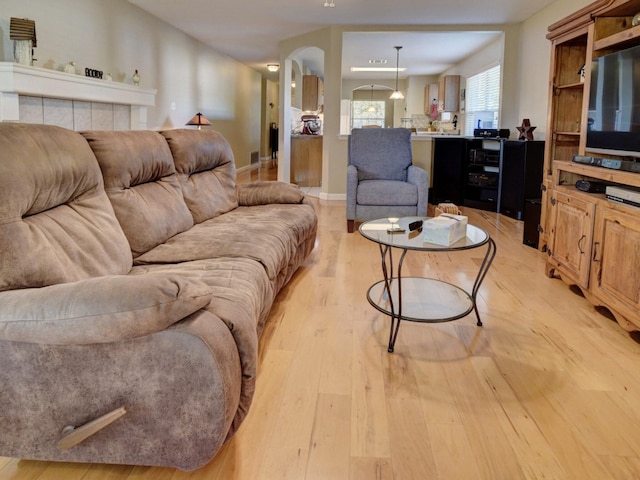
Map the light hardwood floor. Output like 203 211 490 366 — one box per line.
3 163 640 479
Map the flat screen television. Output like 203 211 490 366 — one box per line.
587 43 640 158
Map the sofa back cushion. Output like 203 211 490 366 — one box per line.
82 130 194 258
0 124 132 292
161 129 238 223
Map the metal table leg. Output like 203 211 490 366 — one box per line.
470 237 497 326
379 244 408 353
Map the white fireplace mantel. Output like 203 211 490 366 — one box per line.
0 62 157 129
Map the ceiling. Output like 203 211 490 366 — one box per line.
129 0 556 82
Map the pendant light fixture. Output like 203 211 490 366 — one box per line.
366 85 377 113
390 46 405 100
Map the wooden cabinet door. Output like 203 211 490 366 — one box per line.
302 75 319 112
547 190 595 288
438 76 460 112
539 178 554 252
590 206 640 327
290 136 322 187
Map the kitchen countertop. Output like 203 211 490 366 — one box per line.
411 133 469 140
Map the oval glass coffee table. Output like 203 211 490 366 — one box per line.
359 216 496 353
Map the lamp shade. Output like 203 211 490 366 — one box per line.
186 112 211 130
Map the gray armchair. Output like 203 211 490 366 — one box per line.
347 128 429 232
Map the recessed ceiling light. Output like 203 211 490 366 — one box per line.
267 64 279 72
350 67 407 72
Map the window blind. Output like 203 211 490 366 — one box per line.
465 65 501 133
351 101 385 129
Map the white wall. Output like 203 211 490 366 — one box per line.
0 0 262 168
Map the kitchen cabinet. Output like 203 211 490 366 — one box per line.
290 135 322 187
438 75 460 112
542 0 640 332
302 75 323 112
424 83 439 115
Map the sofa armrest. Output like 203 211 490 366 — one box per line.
236 181 305 206
0 274 212 345
407 165 429 217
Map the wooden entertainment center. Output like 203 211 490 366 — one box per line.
542 0 640 331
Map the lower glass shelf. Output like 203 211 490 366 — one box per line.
367 277 474 323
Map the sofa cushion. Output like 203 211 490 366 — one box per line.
0 274 212 345
134 203 317 281
356 179 418 206
0 124 133 292
161 129 238 223
82 130 194 257
237 181 305 206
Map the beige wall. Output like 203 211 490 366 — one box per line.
279 0 597 197
0 0 262 169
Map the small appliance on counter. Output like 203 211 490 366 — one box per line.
473 128 510 138
301 114 321 135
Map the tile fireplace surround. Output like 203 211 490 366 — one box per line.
0 62 157 130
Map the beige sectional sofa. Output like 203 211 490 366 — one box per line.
0 124 317 470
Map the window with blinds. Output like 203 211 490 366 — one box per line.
465 65 501 134
351 101 386 129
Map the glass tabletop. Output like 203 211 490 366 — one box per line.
359 216 489 251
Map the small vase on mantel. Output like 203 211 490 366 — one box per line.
132 69 140 86
63 61 76 74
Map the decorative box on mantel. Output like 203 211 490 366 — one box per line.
0 62 157 130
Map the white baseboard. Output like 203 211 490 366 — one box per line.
319 192 346 201
236 163 259 174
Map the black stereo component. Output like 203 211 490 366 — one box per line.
470 149 500 166
575 180 609 193
474 128 510 138
468 172 498 187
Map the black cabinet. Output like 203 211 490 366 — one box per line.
466 139 502 211
523 198 542 248
431 137 480 205
431 138 544 217
499 140 544 220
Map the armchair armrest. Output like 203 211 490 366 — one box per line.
236 181 305 206
407 165 429 217
0 274 212 345
346 164 359 219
